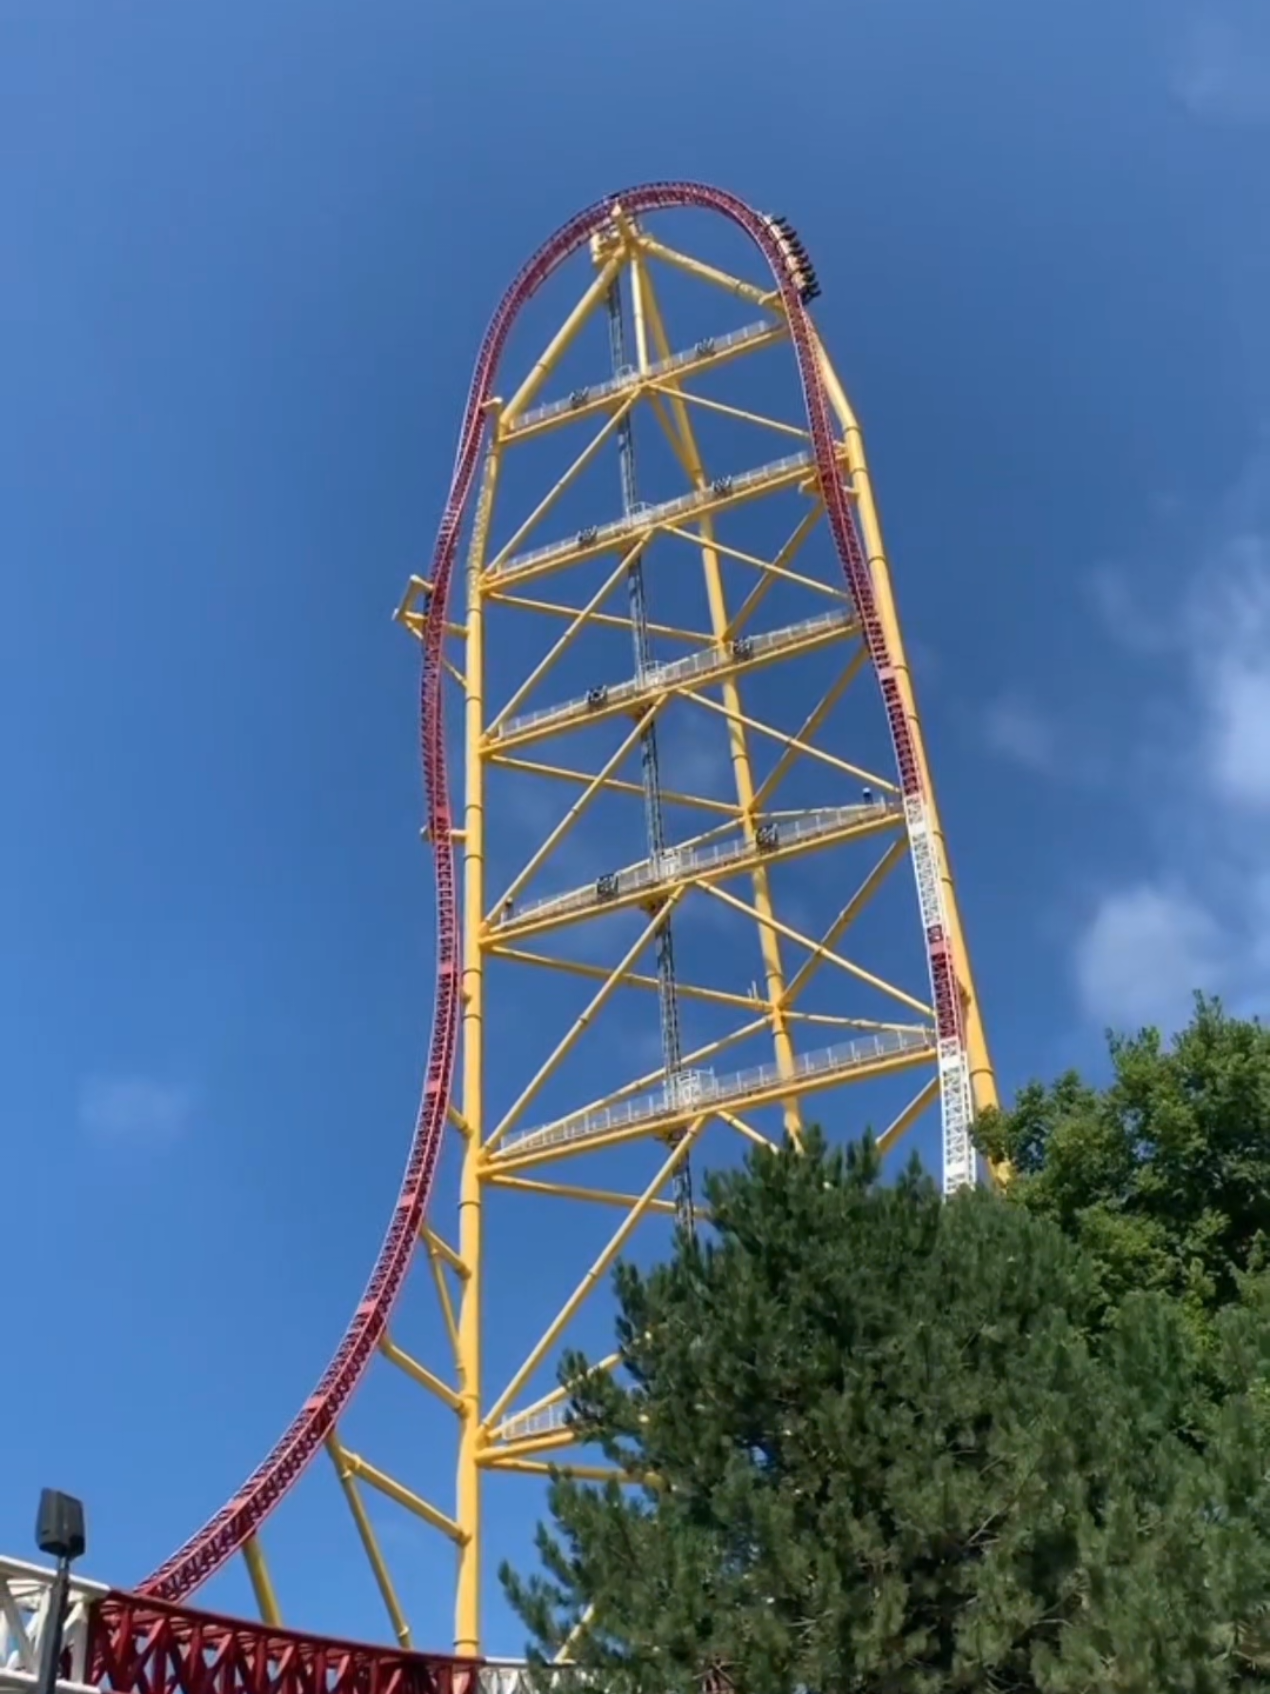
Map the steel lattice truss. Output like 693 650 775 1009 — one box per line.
13 185 999 1690
0 1559 535 1694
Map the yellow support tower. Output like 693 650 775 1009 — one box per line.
394 193 996 1653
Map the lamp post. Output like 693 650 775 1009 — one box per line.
34 1489 86 1694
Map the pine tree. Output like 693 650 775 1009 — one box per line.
502 1131 1270 1690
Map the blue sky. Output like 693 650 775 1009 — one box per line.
3 0 1270 1663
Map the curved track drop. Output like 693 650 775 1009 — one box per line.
129 183 997 1664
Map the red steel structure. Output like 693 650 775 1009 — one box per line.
90 1597 482 1694
27 180 996 1694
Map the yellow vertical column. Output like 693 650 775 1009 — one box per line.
454 438 500 1653
242 1535 281 1625
456 272 635 1647
813 342 997 1115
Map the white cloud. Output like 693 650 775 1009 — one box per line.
1171 9 1270 125
1074 884 1226 1031
1194 537 1270 807
79 1076 194 1149
1209 652 1270 806
1073 447 1270 1031
982 695 1056 773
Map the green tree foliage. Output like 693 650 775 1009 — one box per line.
502 1132 1270 1691
975 998 1270 1337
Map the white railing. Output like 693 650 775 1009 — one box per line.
490 451 817 581
508 321 780 434
0 1557 107 1694
492 1401 572 1446
480 1667 587 1694
493 607 854 744
497 1026 936 1162
498 802 898 932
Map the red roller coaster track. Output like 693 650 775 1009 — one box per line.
94 182 965 1683
89 1595 484 1694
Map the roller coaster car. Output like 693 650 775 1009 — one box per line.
765 213 821 304
755 821 780 852
585 685 608 710
731 635 754 661
578 525 599 546
569 387 590 409
595 872 620 902
711 475 734 497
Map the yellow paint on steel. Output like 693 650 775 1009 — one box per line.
492 945 770 1012
379 1334 464 1413
484 1459 635 1485
501 255 624 424
488 1173 681 1216
379 214 998 1657
453 439 502 1652
338 1445 465 1544
325 1432 414 1647
493 754 736 816
241 1534 281 1626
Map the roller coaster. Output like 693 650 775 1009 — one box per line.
1 180 996 1694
